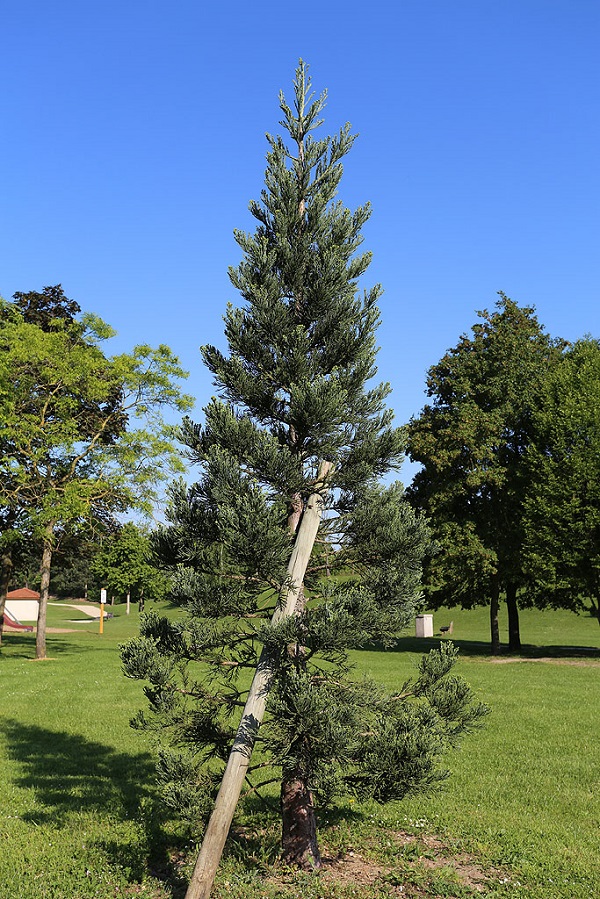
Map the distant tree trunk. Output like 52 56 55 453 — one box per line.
36 522 55 659
0 544 14 647
281 766 321 868
126 591 130 615
490 576 501 655
506 582 521 651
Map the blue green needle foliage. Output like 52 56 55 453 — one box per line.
121 62 487 862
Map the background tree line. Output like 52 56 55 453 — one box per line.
0 285 192 656
9 520 166 609
407 294 600 652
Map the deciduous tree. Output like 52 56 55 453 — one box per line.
407 295 565 653
0 288 192 655
91 522 167 611
523 338 600 624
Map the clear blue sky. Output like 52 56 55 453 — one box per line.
2 0 599 479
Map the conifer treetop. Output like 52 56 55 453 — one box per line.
198 60 402 498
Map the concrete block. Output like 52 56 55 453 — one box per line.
415 614 433 638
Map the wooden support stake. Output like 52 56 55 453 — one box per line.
184 461 332 899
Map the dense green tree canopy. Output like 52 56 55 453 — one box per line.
407 294 566 652
91 522 167 606
12 284 82 332
0 286 193 655
523 338 600 623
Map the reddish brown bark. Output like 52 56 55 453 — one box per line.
281 768 321 869
288 491 304 535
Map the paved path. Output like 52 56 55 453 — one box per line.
48 602 101 619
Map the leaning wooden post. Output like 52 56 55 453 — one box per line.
184 461 332 899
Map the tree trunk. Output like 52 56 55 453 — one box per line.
36 523 55 660
126 591 131 615
184 461 332 899
490 576 501 655
0 544 14 647
283 487 314 864
287 491 303 534
506 582 521 652
281 767 320 868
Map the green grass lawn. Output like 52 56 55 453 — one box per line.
1 601 598 898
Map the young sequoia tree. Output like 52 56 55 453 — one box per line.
122 62 487 898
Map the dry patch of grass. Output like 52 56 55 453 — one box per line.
250 829 506 898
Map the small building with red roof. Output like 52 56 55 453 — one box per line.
6 588 40 622
7 587 40 600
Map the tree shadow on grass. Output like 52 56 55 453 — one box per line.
3 720 187 895
0 632 93 659
366 634 600 660
0 633 38 659
3 719 154 824
362 635 500 658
